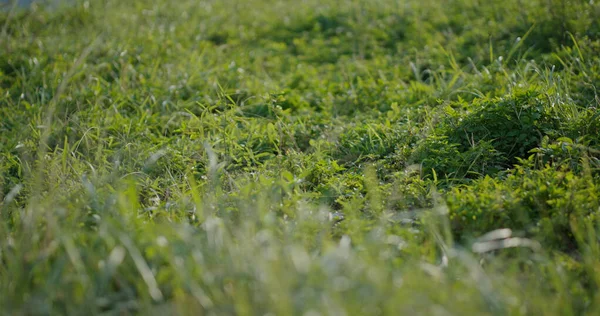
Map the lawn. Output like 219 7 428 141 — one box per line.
1 0 600 314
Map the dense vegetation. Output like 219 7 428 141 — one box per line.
1 0 600 314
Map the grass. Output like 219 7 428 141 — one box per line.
1 0 600 314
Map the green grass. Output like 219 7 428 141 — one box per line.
1 0 600 314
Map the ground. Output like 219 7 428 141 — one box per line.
1 0 600 314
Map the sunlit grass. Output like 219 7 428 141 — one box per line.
1 0 600 314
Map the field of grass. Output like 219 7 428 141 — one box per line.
1 0 600 314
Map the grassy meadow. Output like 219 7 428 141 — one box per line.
2 0 600 314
